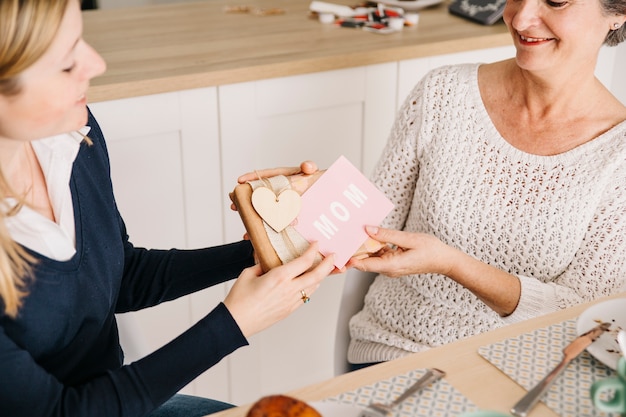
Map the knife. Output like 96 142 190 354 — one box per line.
510 321 611 417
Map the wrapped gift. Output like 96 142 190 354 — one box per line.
231 169 387 272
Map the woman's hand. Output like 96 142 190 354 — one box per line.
230 161 319 212
224 242 335 338
346 226 452 277
237 160 318 184
347 226 521 316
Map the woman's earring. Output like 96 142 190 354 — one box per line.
614 22 622 29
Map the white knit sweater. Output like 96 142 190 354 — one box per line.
348 63 626 364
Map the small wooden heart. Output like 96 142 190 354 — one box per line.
251 187 302 233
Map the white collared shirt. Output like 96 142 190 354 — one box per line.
4 127 90 261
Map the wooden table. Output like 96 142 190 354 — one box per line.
82 0 512 102
211 292 626 417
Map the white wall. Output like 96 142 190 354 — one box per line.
610 42 626 105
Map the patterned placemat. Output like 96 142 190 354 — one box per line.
319 368 478 417
478 319 618 417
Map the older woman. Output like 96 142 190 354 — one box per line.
0 1 334 416
345 0 626 366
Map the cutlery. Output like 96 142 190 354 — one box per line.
618 329 626 359
359 368 446 417
510 321 611 417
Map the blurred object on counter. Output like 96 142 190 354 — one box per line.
309 1 420 33
374 0 446 11
310 0 362 16
448 0 506 25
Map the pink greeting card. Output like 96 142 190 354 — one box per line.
293 155 394 268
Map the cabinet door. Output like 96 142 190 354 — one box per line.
88 87 228 399
218 64 397 405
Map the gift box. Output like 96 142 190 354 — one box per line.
231 170 385 272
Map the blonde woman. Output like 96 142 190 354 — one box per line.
0 1 334 416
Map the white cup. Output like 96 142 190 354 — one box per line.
387 17 405 30
318 12 335 24
404 12 420 26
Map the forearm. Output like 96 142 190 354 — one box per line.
117 240 255 312
350 227 522 316
444 246 521 316
0 303 247 417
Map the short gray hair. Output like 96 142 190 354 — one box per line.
602 0 626 45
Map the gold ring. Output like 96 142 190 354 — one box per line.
300 290 310 304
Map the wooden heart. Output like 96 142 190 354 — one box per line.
251 187 302 233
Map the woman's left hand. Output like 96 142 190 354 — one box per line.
230 160 319 212
236 160 318 184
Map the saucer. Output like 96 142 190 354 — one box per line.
577 298 626 370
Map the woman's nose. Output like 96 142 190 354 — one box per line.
509 0 542 31
81 41 107 81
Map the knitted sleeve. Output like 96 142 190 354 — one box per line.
504 164 626 323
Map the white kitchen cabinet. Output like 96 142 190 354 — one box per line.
88 87 230 399
218 63 397 405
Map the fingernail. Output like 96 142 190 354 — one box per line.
365 225 379 234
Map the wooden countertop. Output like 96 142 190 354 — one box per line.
211 292 626 417
82 0 512 102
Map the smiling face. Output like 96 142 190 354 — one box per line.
0 0 106 142
503 0 618 75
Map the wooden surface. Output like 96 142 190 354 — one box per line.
211 292 626 417
82 0 512 102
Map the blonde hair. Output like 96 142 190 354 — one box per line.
0 0 70 317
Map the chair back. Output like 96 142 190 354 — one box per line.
333 268 377 375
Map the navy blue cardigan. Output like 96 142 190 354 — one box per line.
0 111 254 416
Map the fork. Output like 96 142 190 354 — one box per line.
359 368 446 417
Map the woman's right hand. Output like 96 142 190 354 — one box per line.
223 243 335 338
347 226 522 316
346 226 452 277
